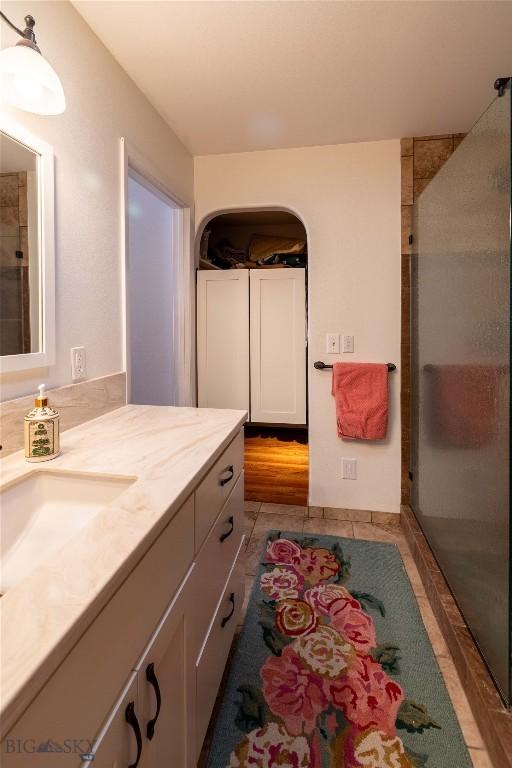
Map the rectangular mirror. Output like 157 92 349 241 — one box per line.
0 117 55 372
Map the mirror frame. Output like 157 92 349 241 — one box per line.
0 114 55 373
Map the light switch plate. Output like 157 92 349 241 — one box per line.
342 334 354 353
326 333 340 354
342 458 357 480
71 346 86 381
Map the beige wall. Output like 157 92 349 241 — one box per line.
0 1 193 402
195 140 402 512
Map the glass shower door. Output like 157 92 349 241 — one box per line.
411 83 511 703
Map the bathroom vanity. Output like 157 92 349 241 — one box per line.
0 405 247 767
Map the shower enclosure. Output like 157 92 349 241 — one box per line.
411 79 511 705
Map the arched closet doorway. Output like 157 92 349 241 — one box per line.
196 210 309 505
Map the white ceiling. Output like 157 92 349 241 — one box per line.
73 1 512 155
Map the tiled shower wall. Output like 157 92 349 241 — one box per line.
0 172 30 355
400 134 465 504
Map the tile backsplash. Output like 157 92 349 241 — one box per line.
0 372 126 457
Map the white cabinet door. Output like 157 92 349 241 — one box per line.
135 569 195 768
80 674 140 768
250 268 306 424
197 270 250 411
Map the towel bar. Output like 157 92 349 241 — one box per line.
314 361 396 372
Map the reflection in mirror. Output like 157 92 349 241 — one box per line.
0 131 40 356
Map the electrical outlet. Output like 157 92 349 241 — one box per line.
342 334 354 353
326 333 340 354
342 458 357 480
71 346 86 381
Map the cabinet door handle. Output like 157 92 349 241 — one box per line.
145 663 162 740
221 592 236 628
125 702 142 768
219 465 234 487
219 515 234 543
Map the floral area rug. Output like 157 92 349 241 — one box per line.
204 531 472 768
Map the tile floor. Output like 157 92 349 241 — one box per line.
234 502 494 768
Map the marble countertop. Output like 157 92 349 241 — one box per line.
0 404 246 738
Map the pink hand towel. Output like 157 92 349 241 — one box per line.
331 362 388 440
429 364 498 448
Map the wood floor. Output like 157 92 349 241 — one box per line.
244 427 308 505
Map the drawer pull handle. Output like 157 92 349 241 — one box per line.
219 465 235 487
219 515 235 543
125 702 143 768
145 663 162 740
221 592 236 628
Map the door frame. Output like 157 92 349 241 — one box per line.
120 137 193 405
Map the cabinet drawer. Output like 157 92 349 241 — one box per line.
195 537 245 757
195 430 244 552
192 472 244 657
2 498 194 767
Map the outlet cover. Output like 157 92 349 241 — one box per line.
71 346 86 381
342 458 357 480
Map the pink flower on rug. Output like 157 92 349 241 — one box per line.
304 584 352 615
275 599 318 637
328 654 404 735
260 567 304 601
341 728 413 768
261 646 328 735
265 538 303 567
329 597 377 653
297 547 340 585
227 721 312 768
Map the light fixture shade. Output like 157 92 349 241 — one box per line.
0 44 65 115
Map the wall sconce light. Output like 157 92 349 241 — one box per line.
0 12 65 115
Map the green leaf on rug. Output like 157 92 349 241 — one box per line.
397 700 441 734
299 537 320 548
234 684 267 732
266 531 281 542
332 543 351 584
405 747 430 767
318 704 348 741
259 622 293 656
371 643 401 674
258 600 276 624
351 591 386 617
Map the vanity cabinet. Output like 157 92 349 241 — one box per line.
79 675 139 768
195 539 245 755
87 572 194 768
1 429 245 768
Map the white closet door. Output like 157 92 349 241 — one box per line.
250 268 306 424
197 270 249 411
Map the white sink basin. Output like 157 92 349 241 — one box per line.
0 470 135 594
